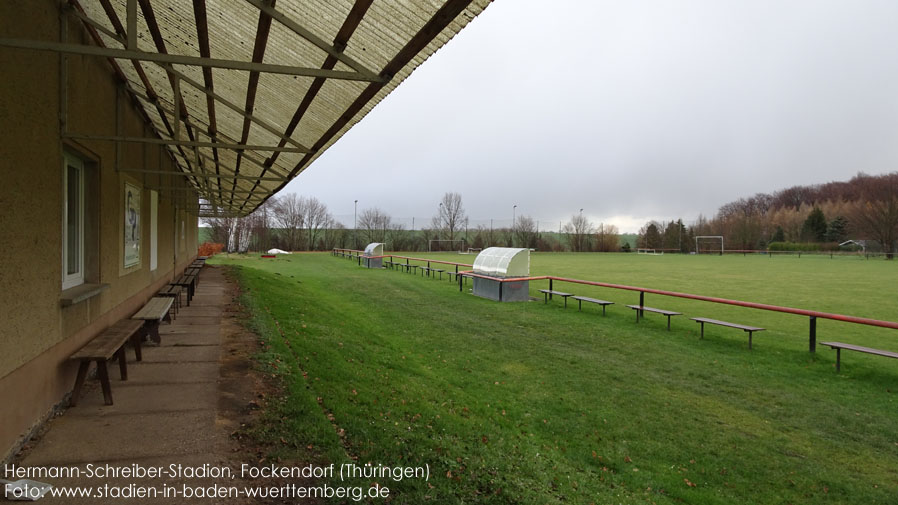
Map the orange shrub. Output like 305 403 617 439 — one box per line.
198 242 224 257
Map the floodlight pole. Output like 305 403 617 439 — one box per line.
439 202 444 242
354 199 358 249
513 204 517 247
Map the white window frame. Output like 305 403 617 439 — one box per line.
150 190 158 271
62 152 85 289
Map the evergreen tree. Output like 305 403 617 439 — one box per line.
801 207 827 242
771 225 785 243
825 216 849 243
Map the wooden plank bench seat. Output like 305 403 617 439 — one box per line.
131 296 173 345
156 285 182 318
572 296 614 315
172 274 196 305
186 267 201 285
432 268 445 280
691 317 765 349
820 341 898 371
540 289 574 308
626 305 682 330
69 319 144 406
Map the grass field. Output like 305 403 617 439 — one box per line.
211 252 898 504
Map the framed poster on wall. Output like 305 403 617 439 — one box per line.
124 182 141 268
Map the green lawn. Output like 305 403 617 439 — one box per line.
211 252 898 504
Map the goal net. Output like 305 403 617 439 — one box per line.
695 236 724 255
429 239 466 252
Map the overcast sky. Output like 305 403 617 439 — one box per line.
282 0 898 233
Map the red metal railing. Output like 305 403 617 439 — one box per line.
333 248 898 350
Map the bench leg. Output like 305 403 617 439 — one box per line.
578 299 582 311
544 292 548 304
70 360 91 407
564 297 568 308
836 348 841 372
700 321 704 339
116 346 128 380
634 309 639 323
748 331 753 350
602 305 606 316
146 320 161 345
131 331 143 361
666 316 671 331
96 359 113 405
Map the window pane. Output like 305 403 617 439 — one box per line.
66 164 80 276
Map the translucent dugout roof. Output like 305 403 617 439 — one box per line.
472 247 530 278
364 242 384 256
7 0 490 217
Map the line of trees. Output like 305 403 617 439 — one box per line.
636 172 898 258
205 192 627 253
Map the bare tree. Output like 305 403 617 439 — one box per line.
271 194 306 251
358 207 391 244
304 197 329 250
595 222 620 252
563 214 594 251
849 173 898 258
514 215 538 249
431 192 467 241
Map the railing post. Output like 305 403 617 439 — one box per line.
549 278 553 300
809 316 816 353
639 291 645 317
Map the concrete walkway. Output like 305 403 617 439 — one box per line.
13 266 253 504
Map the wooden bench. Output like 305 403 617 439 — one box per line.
540 289 574 308
172 274 196 305
156 284 183 318
420 266 432 276
69 319 144 406
691 317 765 349
820 341 898 371
572 296 614 315
432 268 445 280
131 297 173 344
626 305 682 330
186 267 201 286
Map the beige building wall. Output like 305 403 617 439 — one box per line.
0 3 199 460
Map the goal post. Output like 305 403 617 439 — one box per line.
695 236 724 255
428 239 466 252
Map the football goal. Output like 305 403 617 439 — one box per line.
429 239 466 252
695 236 724 255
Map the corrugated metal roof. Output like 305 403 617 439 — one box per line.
43 0 492 216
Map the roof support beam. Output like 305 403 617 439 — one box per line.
262 0 479 206
240 0 374 211
243 0 379 80
0 38 386 81
118 168 286 182
62 133 305 152
126 0 137 50
192 0 222 201
164 66 310 153
231 0 274 207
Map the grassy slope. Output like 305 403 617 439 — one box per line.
213 252 898 505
